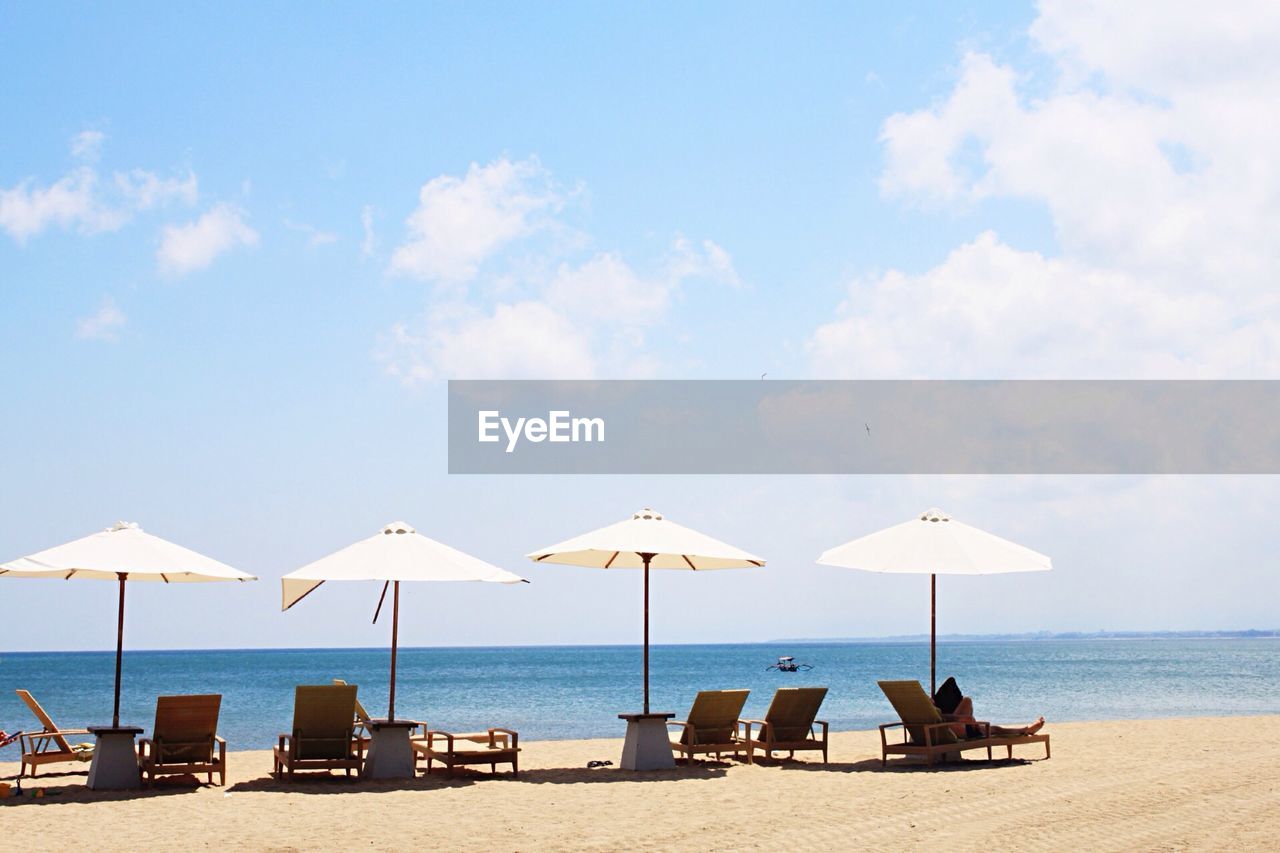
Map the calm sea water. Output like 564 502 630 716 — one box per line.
1 640 1276 749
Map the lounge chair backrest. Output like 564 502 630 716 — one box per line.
763 687 828 741
682 689 749 744
878 680 957 744
153 694 221 763
15 689 72 752
332 679 372 724
293 685 358 760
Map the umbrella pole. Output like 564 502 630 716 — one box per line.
930 573 936 699
113 572 127 728
642 553 653 715
389 581 400 721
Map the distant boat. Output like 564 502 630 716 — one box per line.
766 655 813 672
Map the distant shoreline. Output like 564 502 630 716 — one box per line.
773 629 1280 643
2 629 1277 655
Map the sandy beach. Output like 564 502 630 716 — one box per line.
3 716 1276 851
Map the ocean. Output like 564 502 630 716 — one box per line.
1 639 1276 749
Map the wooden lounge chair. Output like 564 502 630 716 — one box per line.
273 685 365 779
878 680 993 767
330 678 421 746
988 729 1051 760
413 728 520 777
331 679 372 733
739 687 829 764
15 689 92 777
877 680 1050 767
667 689 749 763
137 694 226 786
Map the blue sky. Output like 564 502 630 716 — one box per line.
2 2 1277 651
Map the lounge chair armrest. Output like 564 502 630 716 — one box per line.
137 737 153 759
425 730 456 750
933 719 992 734
814 720 830 739
916 720 953 746
278 733 291 753
489 727 518 748
666 720 697 744
214 735 226 746
23 728 90 747
878 721 906 746
941 713 988 731
920 721 957 731
739 718 767 727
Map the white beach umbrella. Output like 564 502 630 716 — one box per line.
527 508 765 713
281 520 527 720
817 507 1051 696
0 521 256 726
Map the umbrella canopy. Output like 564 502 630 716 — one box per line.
0 521 255 726
280 520 527 720
527 508 764 713
525 508 766 571
282 520 526 608
0 521 253 582
817 507 1051 695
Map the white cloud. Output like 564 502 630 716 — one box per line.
382 302 596 382
284 219 338 248
388 157 562 283
156 204 259 277
361 205 376 257
116 169 198 210
70 130 105 161
546 253 670 325
1 147 197 244
546 238 739 325
0 168 126 243
665 236 741 288
384 234 740 381
75 297 126 342
812 2 1280 379
380 158 743 382
806 232 1272 378
1029 0 1280 95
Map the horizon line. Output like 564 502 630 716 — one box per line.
3 627 1277 656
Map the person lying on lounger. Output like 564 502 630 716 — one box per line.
933 676 1045 738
